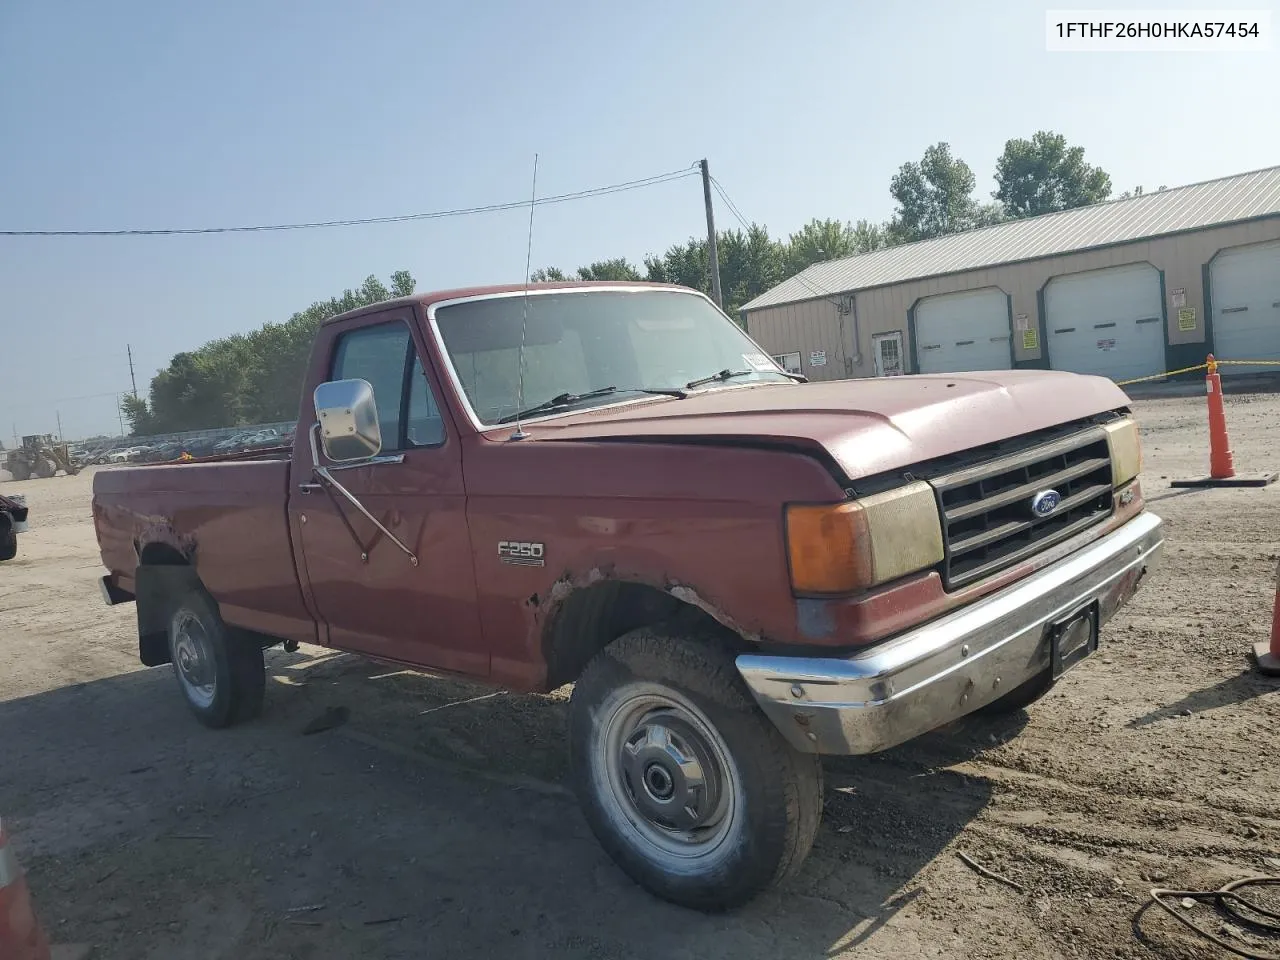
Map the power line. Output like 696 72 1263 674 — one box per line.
1 166 700 237
709 175 752 232
709 173 847 309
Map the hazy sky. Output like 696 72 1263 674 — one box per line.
2 0 1277 439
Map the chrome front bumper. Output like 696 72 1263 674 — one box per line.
736 511 1164 755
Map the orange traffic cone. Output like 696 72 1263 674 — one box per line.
0 821 52 960
1205 355 1236 479
1171 355 1277 488
1254 559 1280 677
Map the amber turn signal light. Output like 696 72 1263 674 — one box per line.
785 482 945 595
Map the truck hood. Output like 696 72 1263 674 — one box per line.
522 370 1130 480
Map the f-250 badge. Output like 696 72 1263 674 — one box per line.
498 541 545 567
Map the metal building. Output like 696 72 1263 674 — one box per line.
741 165 1280 383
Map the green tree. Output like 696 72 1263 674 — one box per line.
136 272 415 434
717 225 788 317
786 218 856 274
119 393 154 436
389 270 416 298
971 202 1008 228
576 258 643 281
887 142 983 243
785 217 888 274
645 225 786 319
993 131 1112 219
850 219 888 254
530 267 569 282
644 237 706 290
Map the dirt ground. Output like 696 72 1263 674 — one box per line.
3 392 1279 960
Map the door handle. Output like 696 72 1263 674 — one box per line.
298 483 322 494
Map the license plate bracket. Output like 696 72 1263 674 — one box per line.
1049 603 1099 679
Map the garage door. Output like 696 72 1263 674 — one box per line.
914 288 1011 374
1210 240 1280 374
1044 263 1165 382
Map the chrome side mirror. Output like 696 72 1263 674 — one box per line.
314 379 382 462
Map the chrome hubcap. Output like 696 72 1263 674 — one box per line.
597 690 739 859
621 712 722 831
172 611 215 708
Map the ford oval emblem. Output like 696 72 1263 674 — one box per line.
1030 489 1062 518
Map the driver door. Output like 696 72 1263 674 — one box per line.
289 309 487 677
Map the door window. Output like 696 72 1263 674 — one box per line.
772 352 803 376
330 321 444 450
874 333 906 376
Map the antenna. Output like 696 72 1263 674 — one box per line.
510 153 539 442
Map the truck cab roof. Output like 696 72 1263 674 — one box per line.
320 281 689 327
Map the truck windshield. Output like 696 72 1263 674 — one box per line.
432 289 791 426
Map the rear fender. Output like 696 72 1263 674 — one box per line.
134 564 203 667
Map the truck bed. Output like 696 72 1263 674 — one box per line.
93 459 315 644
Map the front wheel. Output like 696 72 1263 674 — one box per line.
570 627 823 912
168 590 265 728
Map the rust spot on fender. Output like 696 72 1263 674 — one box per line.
795 598 837 641
136 518 197 564
529 569 762 651
665 583 761 643
526 566 609 633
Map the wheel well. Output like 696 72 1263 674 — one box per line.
135 549 201 667
543 580 734 689
138 542 188 566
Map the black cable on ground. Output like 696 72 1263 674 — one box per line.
1150 876 1280 959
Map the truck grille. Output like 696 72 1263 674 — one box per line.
932 427 1114 589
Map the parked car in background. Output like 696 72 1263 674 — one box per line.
183 437 222 459
211 434 242 454
0 492 28 562
242 429 285 451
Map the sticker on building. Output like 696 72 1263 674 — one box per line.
1096 338 1117 351
1177 307 1197 331
1021 329 1038 350
1171 288 1187 309
1014 313 1030 332
809 350 827 366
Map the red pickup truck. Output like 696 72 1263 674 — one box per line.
94 282 1163 910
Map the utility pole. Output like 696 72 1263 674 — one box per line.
127 344 138 397
699 159 724 311
116 395 125 437
56 411 63 443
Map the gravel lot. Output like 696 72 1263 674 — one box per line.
3 392 1279 960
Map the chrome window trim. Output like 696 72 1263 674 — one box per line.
422 286 786 435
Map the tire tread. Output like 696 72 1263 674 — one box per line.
571 624 822 911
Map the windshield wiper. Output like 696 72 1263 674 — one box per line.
685 369 754 389
496 385 686 424
686 367 807 388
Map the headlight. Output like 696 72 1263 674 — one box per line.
1103 417 1143 487
785 481 944 595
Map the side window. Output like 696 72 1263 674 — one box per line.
330 321 445 451
406 359 445 447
